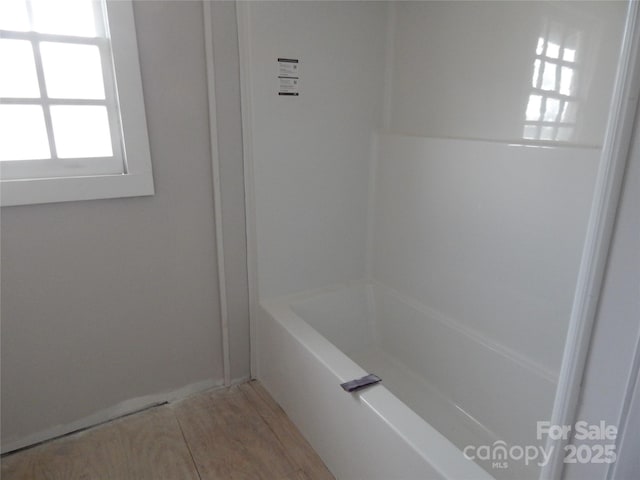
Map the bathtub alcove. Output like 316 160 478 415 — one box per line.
237 2 632 479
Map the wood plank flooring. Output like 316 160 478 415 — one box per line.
1 381 335 480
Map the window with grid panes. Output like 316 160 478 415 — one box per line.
0 0 153 206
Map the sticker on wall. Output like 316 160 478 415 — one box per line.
278 58 299 96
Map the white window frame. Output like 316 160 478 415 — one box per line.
0 0 154 207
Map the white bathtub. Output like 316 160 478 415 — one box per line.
257 282 555 479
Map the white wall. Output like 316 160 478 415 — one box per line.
244 0 628 375
243 1 388 298
0 1 249 451
372 135 599 376
245 0 627 303
369 0 627 378
387 1 626 145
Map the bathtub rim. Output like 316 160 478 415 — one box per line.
260 284 495 480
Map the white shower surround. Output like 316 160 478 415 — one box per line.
254 134 600 480
237 2 640 479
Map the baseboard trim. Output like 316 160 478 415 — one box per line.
230 374 252 386
1 378 223 455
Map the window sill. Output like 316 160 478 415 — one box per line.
0 171 154 207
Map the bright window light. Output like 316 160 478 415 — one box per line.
541 63 557 91
526 95 542 121
51 105 113 158
0 0 153 206
40 42 105 99
543 98 560 122
30 0 98 38
0 0 29 32
0 0 117 167
563 48 576 63
559 67 574 96
0 39 40 98
546 42 560 59
0 105 50 160
532 59 541 88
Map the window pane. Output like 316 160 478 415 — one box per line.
541 62 557 91
51 105 113 158
540 126 554 141
563 48 576 63
560 67 574 96
544 98 560 122
523 125 539 140
564 33 580 63
0 0 29 32
546 41 560 59
532 59 541 88
0 39 40 98
40 42 105 99
31 0 98 38
0 105 51 161
525 94 542 121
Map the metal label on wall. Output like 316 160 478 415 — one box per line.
278 58 299 96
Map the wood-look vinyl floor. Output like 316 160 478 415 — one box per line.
1 381 335 480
